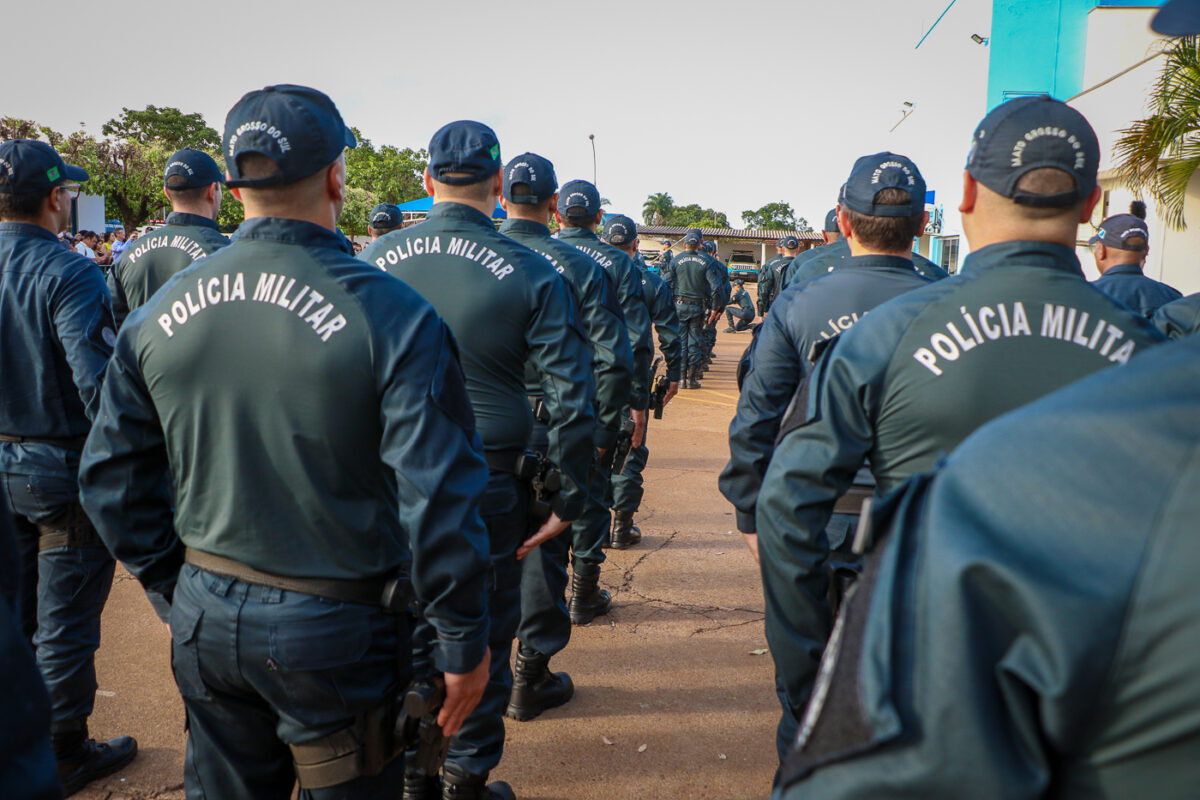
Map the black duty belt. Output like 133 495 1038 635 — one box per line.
485 449 523 475
676 295 703 304
0 433 87 451
833 484 874 516
185 547 390 607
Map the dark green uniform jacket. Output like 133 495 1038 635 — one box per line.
1153 292 1200 339
668 251 723 308
720 256 930 533
708 254 731 312
558 226 654 411
499 217 633 450
361 203 595 519
758 255 785 312
783 238 948 290
78 217 492 674
757 240 1166 719
781 332 1200 800
109 212 230 326
637 264 682 382
1092 262 1182 318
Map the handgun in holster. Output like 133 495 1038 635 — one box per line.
517 450 562 528
609 415 636 475
650 374 671 420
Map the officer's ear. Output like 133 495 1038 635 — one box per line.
1092 242 1107 262
836 207 853 241
490 169 503 200
326 157 346 206
592 209 604 227
958 170 977 214
423 168 435 198
227 173 245 205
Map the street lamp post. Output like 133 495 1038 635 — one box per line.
588 134 597 185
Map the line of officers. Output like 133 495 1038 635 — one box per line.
718 91 1200 798
0 82 762 800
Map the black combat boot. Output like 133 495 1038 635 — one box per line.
685 369 702 390
52 718 137 797
610 510 642 549
568 562 612 625
441 761 515 800
505 643 574 721
403 769 442 800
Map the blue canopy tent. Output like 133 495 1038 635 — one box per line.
395 196 506 219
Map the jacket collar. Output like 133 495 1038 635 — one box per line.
165 211 221 231
498 217 551 238
960 240 1083 278
426 201 495 229
232 217 352 254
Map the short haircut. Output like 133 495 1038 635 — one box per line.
432 173 494 204
165 173 213 204
0 173 53 221
236 152 328 205
1008 168 1083 221
844 187 925 252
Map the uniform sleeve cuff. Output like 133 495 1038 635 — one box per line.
432 629 490 675
736 509 757 533
629 394 649 411
595 425 619 451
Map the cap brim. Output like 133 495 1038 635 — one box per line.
64 164 89 182
343 128 358 150
1152 0 1200 34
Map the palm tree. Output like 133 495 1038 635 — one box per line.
642 192 674 225
1114 36 1200 229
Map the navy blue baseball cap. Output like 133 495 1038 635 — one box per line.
223 85 356 189
602 214 638 245
965 96 1098 208
682 227 702 245
369 203 401 230
824 207 839 232
428 121 501 186
840 152 926 217
163 149 224 189
1153 0 1200 34
781 235 800 249
701 240 717 254
775 237 785 246
1089 213 1149 251
503 153 557 204
0 140 88 194
558 179 601 218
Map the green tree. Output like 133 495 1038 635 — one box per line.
344 128 428 205
1114 37 1200 229
664 203 730 228
642 192 674 224
55 128 173 232
741 201 798 230
338 186 379 237
102 106 220 152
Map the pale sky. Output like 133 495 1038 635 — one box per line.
8 0 993 235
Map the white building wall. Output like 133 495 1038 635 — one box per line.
74 193 106 236
1070 7 1199 294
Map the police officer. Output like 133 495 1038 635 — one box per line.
783 202 949 288
79 84 494 800
724 279 756 332
0 138 137 796
368 202 402 239
109 149 229 326
756 97 1166 767
603 214 681 548
1089 206 1181 317
555 180 655 623
653 239 674 279
778 332 1200 799
361 121 595 800
1153 292 1200 339
667 229 723 389
722 153 933 578
757 238 785 314
495 152 633 723
699 239 728 368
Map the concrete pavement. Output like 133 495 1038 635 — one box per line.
76 316 779 800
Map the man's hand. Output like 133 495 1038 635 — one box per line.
707 310 721 325
662 381 679 407
741 532 760 563
439 649 491 737
516 512 571 560
631 408 648 448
